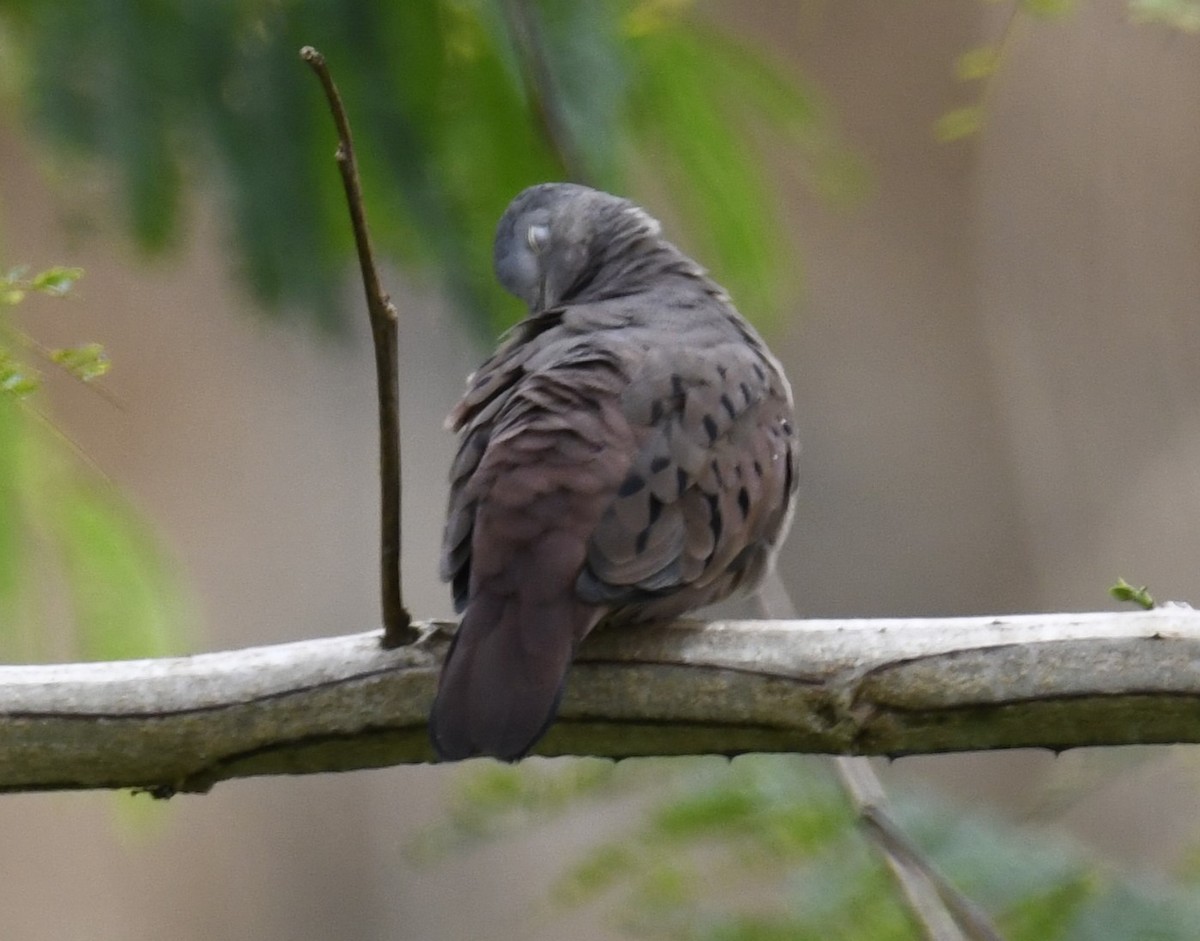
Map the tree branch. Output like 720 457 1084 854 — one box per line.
300 46 415 648
499 0 589 182
1 608 1197 795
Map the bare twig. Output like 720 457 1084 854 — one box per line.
833 757 971 941
757 576 1005 941
300 46 414 648
499 0 590 182
855 791 1005 941
2 609 1200 795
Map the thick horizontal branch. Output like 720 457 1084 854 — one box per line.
1 608 1198 795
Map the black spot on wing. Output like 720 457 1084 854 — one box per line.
706 493 723 546
619 473 646 497
710 459 726 491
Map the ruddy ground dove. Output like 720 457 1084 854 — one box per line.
431 183 798 761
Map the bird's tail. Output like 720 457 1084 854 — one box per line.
430 590 601 761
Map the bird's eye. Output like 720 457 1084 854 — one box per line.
526 223 550 254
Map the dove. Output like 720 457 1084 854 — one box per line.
430 183 798 761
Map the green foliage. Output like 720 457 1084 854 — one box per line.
1129 0 1200 30
935 105 986 143
0 267 188 660
0 0 860 334
48 342 110 382
955 45 1001 82
49 482 186 660
28 265 84 295
1110 577 1155 609
0 265 92 397
1021 0 1078 17
411 757 620 856
423 756 1200 940
624 22 864 326
938 0 1172 144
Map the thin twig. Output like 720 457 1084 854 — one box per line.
756 574 1005 941
857 796 1005 941
499 0 590 182
833 757 970 941
26 404 116 487
300 45 414 648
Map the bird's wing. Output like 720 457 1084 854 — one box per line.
577 327 798 618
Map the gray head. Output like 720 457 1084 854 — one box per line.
493 183 665 312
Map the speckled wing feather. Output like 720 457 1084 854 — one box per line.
578 316 796 622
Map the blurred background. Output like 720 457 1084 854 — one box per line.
3 0 1200 938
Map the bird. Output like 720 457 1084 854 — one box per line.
430 183 799 762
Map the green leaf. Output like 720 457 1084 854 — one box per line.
1002 873 1097 940
0 350 40 397
0 396 26 637
1109 577 1155 609
1059 882 1200 941
627 854 695 911
50 342 110 381
935 105 985 142
652 785 759 838
627 28 789 328
1129 0 1200 31
30 265 83 296
432 3 563 333
1022 0 1077 16
686 26 869 207
553 842 637 907
0 379 190 661
52 482 188 661
955 45 1000 81
526 0 630 185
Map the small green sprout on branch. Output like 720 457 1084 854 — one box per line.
1110 577 1156 610
2 264 84 302
0 263 187 662
1 266 110 395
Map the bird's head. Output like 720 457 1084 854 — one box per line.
492 183 663 312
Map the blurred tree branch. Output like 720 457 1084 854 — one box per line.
1 607 1197 796
0 1 851 333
